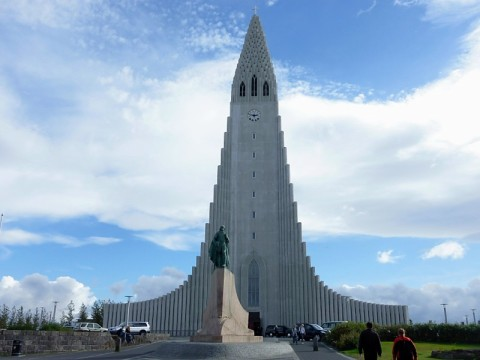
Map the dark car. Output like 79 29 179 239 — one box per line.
264 325 291 337
302 323 326 341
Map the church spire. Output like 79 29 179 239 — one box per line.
231 15 277 103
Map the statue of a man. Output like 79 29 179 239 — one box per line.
209 225 230 269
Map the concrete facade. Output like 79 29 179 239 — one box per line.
104 14 409 335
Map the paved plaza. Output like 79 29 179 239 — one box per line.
19 338 352 360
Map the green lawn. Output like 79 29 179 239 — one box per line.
342 341 480 360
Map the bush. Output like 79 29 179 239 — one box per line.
325 322 364 350
327 322 480 351
40 322 69 331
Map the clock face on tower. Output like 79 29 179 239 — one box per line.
248 109 260 122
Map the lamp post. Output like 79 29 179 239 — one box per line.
441 303 448 324
125 295 133 326
52 301 58 323
465 315 468 325
472 309 476 324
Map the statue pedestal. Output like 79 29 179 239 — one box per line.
190 268 262 343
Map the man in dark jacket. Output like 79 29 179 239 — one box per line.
358 322 382 360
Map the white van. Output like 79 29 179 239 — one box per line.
109 321 150 335
77 322 108 332
320 321 347 332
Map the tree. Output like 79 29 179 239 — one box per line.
0 304 9 329
8 306 17 327
33 308 41 329
65 301 75 323
25 309 34 330
16 306 25 329
91 300 104 325
78 303 88 322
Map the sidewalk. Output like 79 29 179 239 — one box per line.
290 340 353 360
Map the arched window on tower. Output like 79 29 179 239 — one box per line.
263 81 269 96
251 75 257 96
248 260 259 307
240 82 246 97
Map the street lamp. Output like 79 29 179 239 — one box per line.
441 304 448 324
52 301 58 323
471 309 476 324
465 315 468 325
125 295 133 326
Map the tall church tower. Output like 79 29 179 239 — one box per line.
208 14 286 326
104 14 409 334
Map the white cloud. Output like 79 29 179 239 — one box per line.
0 57 236 246
377 250 401 264
132 267 187 300
1 21 480 249
266 0 280 6
0 274 95 320
339 278 480 323
110 280 128 296
394 0 480 24
421 241 466 260
0 229 120 248
137 231 202 251
86 237 122 246
281 22 480 240
0 229 43 246
0 0 93 29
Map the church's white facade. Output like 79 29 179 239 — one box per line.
104 14 409 335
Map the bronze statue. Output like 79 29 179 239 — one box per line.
209 225 230 269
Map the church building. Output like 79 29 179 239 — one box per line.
104 14 409 335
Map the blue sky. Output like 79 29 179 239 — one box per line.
1 0 479 325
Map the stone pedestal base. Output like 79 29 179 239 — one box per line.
190 268 263 343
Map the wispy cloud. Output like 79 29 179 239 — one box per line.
377 249 402 264
0 229 120 247
86 237 122 246
394 0 480 24
266 0 280 6
0 229 44 246
357 0 377 16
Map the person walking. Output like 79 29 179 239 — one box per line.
358 322 382 360
292 325 299 345
392 328 417 360
299 324 306 343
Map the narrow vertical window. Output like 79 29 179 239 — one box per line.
252 211 256 218
252 191 256 198
248 260 259 307
253 152 256 158
252 133 256 139
252 171 256 178
240 82 246 97
251 75 257 96
252 232 256 239
263 81 269 96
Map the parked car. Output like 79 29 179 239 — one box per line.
77 322 108 332
108 321 151 335
320 321 348 332
302 323 326 341
62 321 79 330
264 325 291 337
